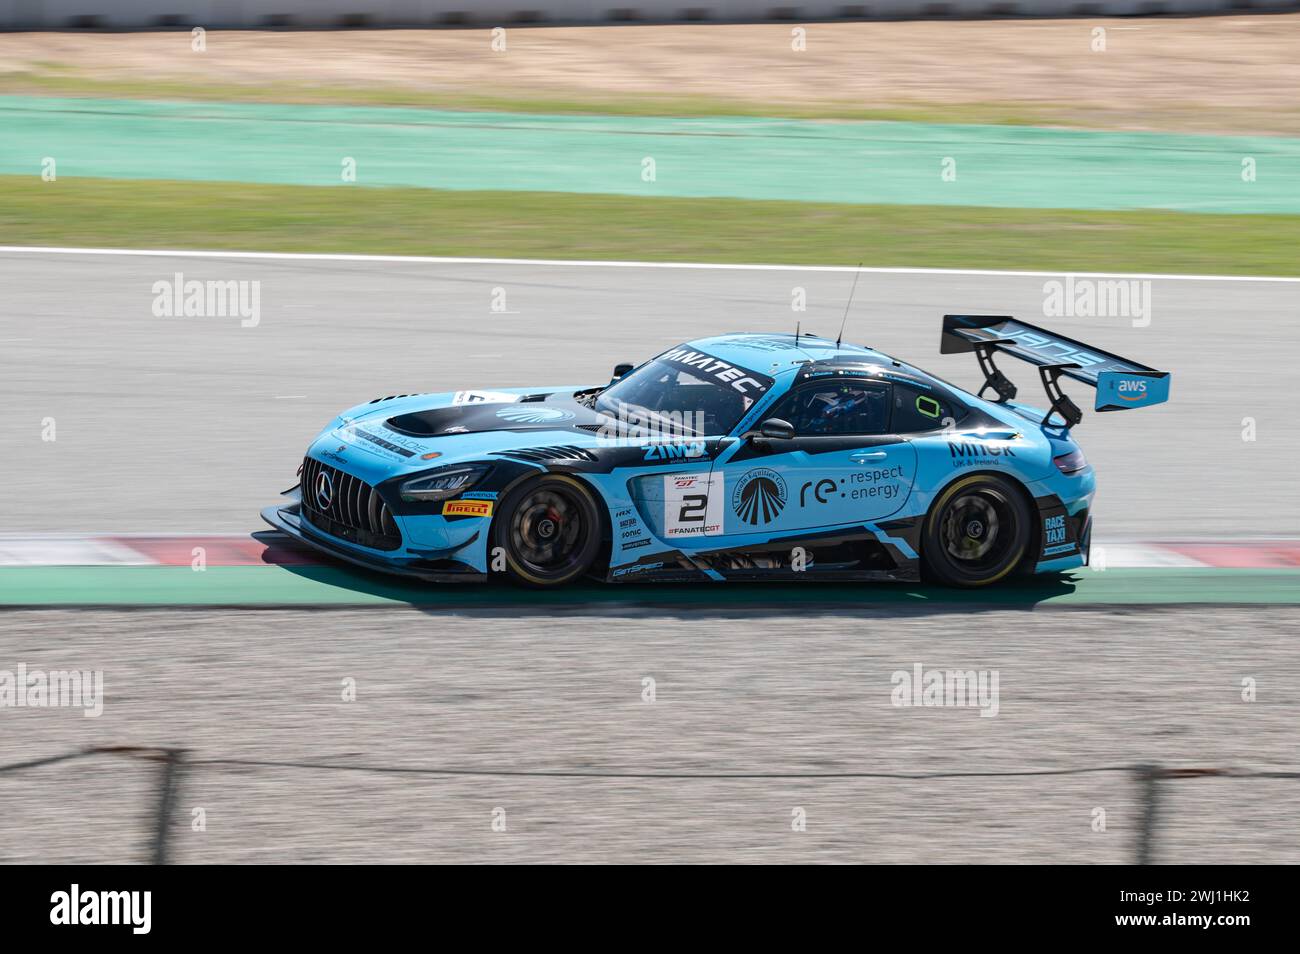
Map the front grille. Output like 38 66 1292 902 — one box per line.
300 457 402 551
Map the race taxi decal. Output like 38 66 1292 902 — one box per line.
1039 507 1079 558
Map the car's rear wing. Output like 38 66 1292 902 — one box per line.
941 314 1171 428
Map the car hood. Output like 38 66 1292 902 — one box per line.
314 385 615 478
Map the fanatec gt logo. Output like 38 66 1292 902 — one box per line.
315 470 334 509
732 468 788 526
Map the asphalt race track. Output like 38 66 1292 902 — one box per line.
2 249 1296 537
3 606 1298 864
2 248 1298 863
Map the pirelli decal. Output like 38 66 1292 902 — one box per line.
442 499 494 518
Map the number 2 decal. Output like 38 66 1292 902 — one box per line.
663 473 723 537
678 493 708 524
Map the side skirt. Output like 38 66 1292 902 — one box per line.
606 523 923 584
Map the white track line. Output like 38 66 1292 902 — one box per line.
1 245 1298 283
0 538 153 567
0 535 1291 568
1097 543 1207 569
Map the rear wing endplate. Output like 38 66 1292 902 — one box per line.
942 314 1171 428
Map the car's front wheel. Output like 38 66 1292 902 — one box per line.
492 475 603 587
921 474 1031 587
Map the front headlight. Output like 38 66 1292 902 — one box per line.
399 463 491 502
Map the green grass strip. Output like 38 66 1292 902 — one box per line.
5 176 1300 275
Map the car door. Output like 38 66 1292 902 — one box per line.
707 376 918 544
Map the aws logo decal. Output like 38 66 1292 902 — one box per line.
732 468 788 526
1116 379 1149 402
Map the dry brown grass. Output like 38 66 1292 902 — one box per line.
2 17 1299 134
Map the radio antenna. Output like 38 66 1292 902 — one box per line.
836 262 863 348
795 320 801 344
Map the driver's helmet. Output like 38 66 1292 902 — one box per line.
806 385 882 433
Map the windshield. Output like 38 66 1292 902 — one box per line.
595 349 773 437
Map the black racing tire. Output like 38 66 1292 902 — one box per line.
921 474 1032 588
492 475 603 587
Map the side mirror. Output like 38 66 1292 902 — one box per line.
612 363 634 379
758 418 795 441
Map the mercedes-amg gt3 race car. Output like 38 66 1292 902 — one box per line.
263 315 1170 587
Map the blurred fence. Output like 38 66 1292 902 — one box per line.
4 745 1296 863
2 1 1296 32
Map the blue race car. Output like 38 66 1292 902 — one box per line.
263 315 1170 587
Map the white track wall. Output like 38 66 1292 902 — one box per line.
0 0 1292 30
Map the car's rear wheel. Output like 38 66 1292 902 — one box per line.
493 475 602 587
921 474 1031 587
